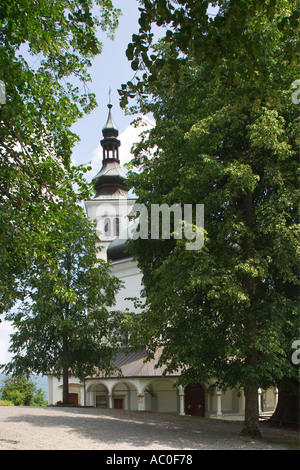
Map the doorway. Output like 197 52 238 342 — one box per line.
185 383 205 416
114 398 124 409
68 393 78 405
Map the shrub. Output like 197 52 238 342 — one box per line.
0 400 14 406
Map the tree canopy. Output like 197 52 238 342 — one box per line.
120 0 299 436
121 0 299 107
0 0 121 314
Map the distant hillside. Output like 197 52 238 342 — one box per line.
0 373 48 399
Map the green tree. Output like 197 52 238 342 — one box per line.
2 205 122 404
0 0 121 315
120 1 299 437
32 387 48 407
1 374 36 406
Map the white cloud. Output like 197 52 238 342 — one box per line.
84 146 102 183
119 116 155 166
0 321 14 365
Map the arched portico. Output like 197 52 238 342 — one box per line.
85 382 110 408
139 378 180 414
111 380 139 411
85 378 141 410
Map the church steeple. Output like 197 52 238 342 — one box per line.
92 103 128 199
101 103 120 161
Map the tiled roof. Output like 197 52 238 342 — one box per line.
89 348 181 379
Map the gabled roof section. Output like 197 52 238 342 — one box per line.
87 348 181 379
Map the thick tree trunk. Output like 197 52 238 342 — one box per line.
241 381 261 437
270 379 299 427
62 365 69 404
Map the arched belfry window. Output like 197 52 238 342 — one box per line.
103 142 119 160
104 218 111 236
113 217 120 237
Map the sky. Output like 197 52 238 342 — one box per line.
0 0 219 366
71 0 157 182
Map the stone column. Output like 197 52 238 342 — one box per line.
137 394 145 411
216 389 222 416
258 388 262 414
274 387 278 407
178 385 185 416
108 394 113 409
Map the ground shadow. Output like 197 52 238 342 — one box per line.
3 407 296 450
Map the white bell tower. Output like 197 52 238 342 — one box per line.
84 103 136 260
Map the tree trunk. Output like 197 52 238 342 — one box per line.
62 365 69 404
270 379 299 427
62 317 69 404
62 264 71 404
241 381 261 437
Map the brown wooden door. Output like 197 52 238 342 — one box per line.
114 398 124 409
185 384 205 416
68 393 78 405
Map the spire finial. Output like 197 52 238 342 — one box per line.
108 87 112 106
101 98 120 161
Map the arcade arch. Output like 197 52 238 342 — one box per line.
141 378 180 413
85 382 109 408
111 380 139 411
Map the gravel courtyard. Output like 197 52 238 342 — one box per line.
0 406 298 451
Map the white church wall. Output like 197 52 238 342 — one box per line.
151 380 178 413
48 376 63 405
47 375 84 406
110 259 143 314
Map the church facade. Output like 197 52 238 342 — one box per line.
47 105 278 419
